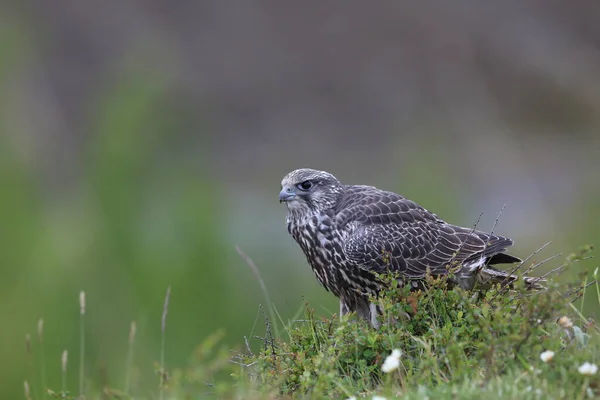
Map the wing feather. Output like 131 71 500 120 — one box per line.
338 185 516 278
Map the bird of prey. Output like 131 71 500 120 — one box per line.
279 168 541 327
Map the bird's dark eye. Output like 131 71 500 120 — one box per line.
297 180 313 191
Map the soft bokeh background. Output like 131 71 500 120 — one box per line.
2 1 600 397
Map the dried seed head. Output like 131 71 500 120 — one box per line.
37 318 44 343
61 350 68 373
25 334 31 355
79 291 86 315
24 381 31 399
129 321 137 345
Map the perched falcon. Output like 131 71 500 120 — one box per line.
279 168 540 327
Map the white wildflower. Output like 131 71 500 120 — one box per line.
346 397 357 400
540 350 555 363
381 349 402 373
578 362 598 376
557 316 573 329
372 396 387 400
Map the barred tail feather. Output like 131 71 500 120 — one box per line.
478 267 546 290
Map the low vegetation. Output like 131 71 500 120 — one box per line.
28 248 600 399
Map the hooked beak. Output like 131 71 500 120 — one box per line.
279 187 296 203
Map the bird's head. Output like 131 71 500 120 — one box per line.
279 169 343 215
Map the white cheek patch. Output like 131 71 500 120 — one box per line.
286 199 304 210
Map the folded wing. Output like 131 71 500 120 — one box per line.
338 186 517 278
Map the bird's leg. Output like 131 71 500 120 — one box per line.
369 303 381 329
354 300 382 328
339 299 349 318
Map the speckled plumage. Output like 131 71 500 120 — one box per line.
279 168 538 327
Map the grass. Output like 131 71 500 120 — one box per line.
23 248 600 399
79 291 85 399
123 320 137 395
159 286 171 400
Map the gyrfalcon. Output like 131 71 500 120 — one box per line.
279 168 540 327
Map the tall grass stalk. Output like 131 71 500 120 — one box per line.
79 290 86 399
594 267 600 305
25 334 34 398
37 318 46 399
124 320 137 394
159 286 171 400
236 245 280 338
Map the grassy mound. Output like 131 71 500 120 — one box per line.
239 261 600 399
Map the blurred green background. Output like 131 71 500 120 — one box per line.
2 2 600 398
